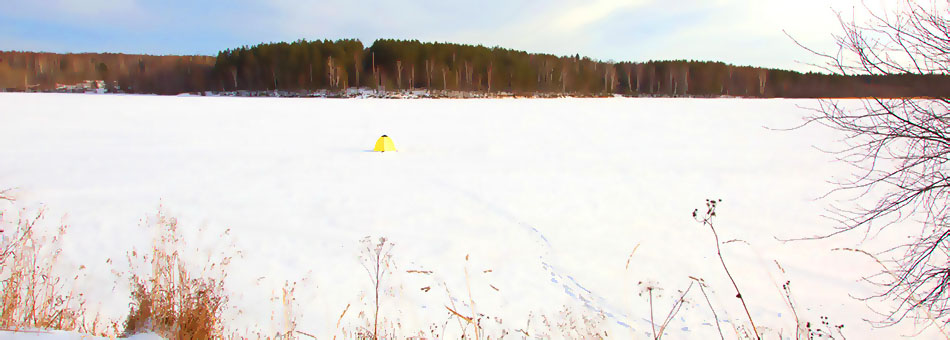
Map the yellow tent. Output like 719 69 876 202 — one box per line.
373 135 396 152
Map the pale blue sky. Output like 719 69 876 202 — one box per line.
1 0 880 72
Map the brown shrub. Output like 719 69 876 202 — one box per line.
124 211 229 339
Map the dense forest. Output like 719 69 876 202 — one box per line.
2 39 949 97
0 51 215 94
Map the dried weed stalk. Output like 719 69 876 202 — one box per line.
0 193 87 331
360 236 393 340
694 199 760 339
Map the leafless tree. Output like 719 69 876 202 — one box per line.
354 53 360 89
790 0 950 328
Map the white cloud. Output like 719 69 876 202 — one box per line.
549 0 647 33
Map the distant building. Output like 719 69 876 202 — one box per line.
54 80 112 93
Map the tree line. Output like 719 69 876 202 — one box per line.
0 51 214 94
2 39 949 97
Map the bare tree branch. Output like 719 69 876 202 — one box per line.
793 0 950 328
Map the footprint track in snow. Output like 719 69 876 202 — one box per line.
427 177 638 330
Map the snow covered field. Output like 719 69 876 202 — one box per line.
0 93 941 339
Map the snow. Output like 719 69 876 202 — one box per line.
0 93 942 339
0 330 162 340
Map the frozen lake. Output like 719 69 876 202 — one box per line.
0 93 938 338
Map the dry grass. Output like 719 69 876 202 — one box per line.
0 191 891 339
123 211 230 339
0 192 87 331
272 280 299 338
